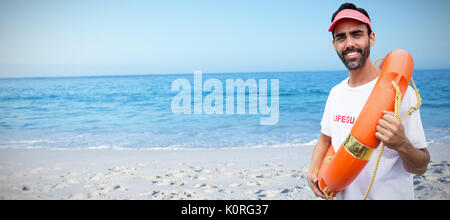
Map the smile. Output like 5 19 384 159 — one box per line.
345 51 360 59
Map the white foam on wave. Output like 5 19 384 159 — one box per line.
0 138 320 152
85 145 110 150
7 140 48 144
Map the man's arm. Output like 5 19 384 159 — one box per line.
375 111 430 175
307 134 331 198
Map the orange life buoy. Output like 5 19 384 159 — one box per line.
317 49 414 197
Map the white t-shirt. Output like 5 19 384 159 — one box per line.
320 76 427 200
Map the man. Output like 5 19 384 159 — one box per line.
307 3 430 200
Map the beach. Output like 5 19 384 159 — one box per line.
0 142 448 200
1 0 450 202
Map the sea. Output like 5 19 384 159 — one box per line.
0 70 449 150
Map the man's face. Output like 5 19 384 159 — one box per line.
332 19 374 70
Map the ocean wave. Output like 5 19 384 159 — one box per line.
421 102 450 109
278 88 328 97
0 138 319 151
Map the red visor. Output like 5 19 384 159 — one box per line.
328 9 372 32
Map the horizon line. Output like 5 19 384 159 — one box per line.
0 68 449 79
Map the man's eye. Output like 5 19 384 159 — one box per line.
352 32 364 38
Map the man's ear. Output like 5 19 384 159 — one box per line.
332 39 336 50
369 32 375 46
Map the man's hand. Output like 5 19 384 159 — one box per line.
375 110 408 152
375 110 430 175
307 169 326 199
308 134 331 199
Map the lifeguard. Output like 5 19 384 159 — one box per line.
307 3 430 200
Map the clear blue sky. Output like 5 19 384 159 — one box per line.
0 0 449 77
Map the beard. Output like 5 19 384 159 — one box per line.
337 43 371 70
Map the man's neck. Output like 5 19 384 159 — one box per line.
347 57 381 87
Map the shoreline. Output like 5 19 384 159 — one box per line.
0 143 448 200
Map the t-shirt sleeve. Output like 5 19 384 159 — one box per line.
321 90 333 137
400 86 427 149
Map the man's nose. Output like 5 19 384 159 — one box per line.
345 36 357 48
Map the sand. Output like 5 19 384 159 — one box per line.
0 143 448 200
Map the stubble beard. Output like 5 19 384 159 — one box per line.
338 43 371 70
